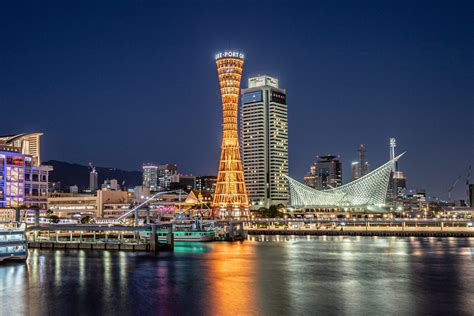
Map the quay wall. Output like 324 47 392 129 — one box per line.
28 242 151 252
245 229 474 238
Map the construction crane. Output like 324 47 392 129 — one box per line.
448 176 461 202
88 162 96 173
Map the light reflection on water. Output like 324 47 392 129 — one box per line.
0 236 472 315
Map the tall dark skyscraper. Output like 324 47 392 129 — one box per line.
469 184 473 207
351 144 370 181
89 165 98 192
388 138 407 201
158 164 177 191
313 155 342 190
304 165 317 188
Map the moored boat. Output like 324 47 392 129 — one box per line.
157 230 215 242
0 224 28 262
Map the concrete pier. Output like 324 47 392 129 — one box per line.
246 229 474 238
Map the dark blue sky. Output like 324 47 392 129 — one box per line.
1 1 473 199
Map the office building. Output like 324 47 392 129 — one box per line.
351 144 370 181
170 174 195 191
133 186 150 201
0 133 52 210
241 75 289 208
469 184 473 207
388 138 407 200
195 176 217 194
89 168 98 192
304 165 317 188
158 164 177 191
0 133 43 166
69 185 79 194
101 179 119 191
212 51 249 216
142 163 158 191
312 155 342 190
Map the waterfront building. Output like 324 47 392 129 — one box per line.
313 155 342 190
287 153 404 210
0 208 16 222
101 203 133 219
212 51 249 217
158 164 177 191
0 133 52 210
195 176 217 194
241 75 289 208
184 190 213 205
0 133 43 166
183 190 213 216
351 144 369 181
148 190 187 214
48 190 130 219
142 163 158 191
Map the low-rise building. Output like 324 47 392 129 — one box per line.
48 190 130 219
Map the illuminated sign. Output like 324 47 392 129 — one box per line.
248 75 279 88
215 51 244 60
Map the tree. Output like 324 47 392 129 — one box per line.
49 215 60 224
252 206 285 218
80 216 93 224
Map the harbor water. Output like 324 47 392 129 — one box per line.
0 236 473 315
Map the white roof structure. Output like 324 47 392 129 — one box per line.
287 153 405 208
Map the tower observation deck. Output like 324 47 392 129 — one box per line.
212 51 249 217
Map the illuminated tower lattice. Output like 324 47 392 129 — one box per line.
212 51 249 217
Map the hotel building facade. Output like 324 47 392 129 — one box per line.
241 75 289 208
0 133 52 211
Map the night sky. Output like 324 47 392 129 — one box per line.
1 1 473 199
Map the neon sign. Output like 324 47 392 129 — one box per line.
215 51 244 60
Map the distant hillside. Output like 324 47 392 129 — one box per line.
44 160 142 190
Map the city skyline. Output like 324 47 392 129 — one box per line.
1 1 472 200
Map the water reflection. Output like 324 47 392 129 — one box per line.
0 237 472 315
205 242 258 315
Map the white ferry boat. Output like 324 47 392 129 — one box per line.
0 224 28 262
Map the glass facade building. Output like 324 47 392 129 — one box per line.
0 150 51 210
142 163 159 191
